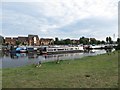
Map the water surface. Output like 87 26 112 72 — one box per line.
0 49 113 68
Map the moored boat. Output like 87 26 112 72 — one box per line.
16 47 27 53
41 45 84 54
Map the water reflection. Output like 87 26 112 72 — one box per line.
27 53 38 59
0 49 115 68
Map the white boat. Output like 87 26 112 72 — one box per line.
42 45 84 54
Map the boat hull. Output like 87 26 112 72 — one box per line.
41 50 83 54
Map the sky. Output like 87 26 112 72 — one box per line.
1 0 119 41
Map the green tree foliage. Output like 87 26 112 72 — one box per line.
64 39 72 45
79 37 89 45
54 37 59 45
117 38 120 44
90 38 97 45
101 40 105 44
16 41 21 45
106 37 109 43
116 38 120 50
106 37 113 44
108 37 112 44
96 40 101 45
59 40 65 45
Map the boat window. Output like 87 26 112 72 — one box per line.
58 49 64 51
43 47 46 51
48 49 53 51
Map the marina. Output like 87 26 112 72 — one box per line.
1 0 119 88
1 44 117 54
0 48 115 68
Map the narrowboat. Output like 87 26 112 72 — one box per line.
41 45 84 54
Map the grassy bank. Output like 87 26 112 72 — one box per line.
2 51 118 88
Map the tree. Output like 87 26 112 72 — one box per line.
116 38 120 50
101 40 105 44
55 37 59 42
90 38 97 45
79 37 84 44
106 37 109 44
79 37 89 45
59 39 65 45
16 41 21 45
108 37 112 44
64 39 72 45
117 38 120 44
96 40 101 45
54 37 59 45
85 38 89 45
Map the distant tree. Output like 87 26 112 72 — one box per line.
55 37 59 42
79 37 89 45
16 41 21 45
110 41 113 44
106 37 109 44
108 37 112 44
117 38 120 44
116 38 120 50
85 38 89 45
90 38 97 45
59 39 65 45
96 40 101 45
64 39 72 45
79 37 84 44
54 37 59 45
101 40 105 44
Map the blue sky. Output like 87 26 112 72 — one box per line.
1 0 119 41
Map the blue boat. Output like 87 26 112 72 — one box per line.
16 47 27 53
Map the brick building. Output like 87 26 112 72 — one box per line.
5 37 16 45
18 37 28 45
28 35 39 46
40 38 54 45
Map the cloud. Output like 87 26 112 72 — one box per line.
1 0 119 40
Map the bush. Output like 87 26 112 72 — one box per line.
116 43 120 50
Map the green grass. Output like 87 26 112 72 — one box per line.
2 51 119 88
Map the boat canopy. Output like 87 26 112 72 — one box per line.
16 47 26 51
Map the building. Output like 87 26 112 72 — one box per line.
28 35 39 46
40 38 54 45
18 36 28 45
5 37 15 45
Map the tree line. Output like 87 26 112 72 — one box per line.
54 37 119 45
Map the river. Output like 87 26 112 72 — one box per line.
0 49 115 68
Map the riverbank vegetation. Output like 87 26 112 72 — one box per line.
2 51 118 88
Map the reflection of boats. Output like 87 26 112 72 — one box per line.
89 50 95 53
16 53 26 57
27 53 38 59
10 53 27 59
